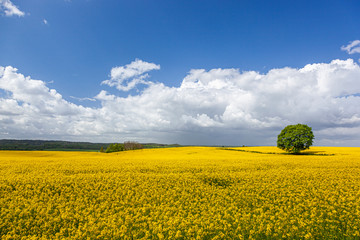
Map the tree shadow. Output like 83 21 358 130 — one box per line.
292 151 335 156
221 148 335 156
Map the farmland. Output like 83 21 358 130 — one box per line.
1 147 360 239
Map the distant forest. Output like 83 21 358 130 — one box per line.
0 139 181 151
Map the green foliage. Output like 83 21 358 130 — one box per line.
105 143 124 153
277 124 314 154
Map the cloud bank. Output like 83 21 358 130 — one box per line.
0 0 24 17
1 59 360 146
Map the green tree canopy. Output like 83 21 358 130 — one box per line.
105 143 124 153
277 124 314 154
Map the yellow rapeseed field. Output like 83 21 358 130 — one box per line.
1 147 360 239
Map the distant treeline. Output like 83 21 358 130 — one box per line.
0 139 109 151
0 139 182 151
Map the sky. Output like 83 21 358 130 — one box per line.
1 0 360 146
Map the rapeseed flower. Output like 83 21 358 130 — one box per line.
0 147 359 239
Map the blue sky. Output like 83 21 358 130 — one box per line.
1 0 360 146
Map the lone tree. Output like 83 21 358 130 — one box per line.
277 124 314 154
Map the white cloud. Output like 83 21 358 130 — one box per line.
101 59 160 91
0 0 24 17
341 40 360 54
1 59 360 146
0 66 98 138
70 96 96 102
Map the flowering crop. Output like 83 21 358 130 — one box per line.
1 147 360 239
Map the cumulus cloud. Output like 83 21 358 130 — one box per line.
341 40 360 55
101 59 160 91
0 0 24 17
1 59 360 146
0 66 98 139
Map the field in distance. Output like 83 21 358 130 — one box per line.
1 147 360 239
